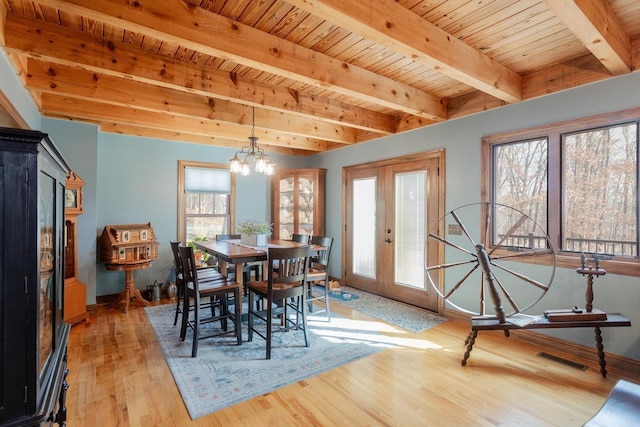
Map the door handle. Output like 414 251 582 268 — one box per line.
385 238 392 243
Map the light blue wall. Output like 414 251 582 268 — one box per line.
42 119 99 305
2 47 639 360
93 133 277 295
315 71 640 360
1 50 40 129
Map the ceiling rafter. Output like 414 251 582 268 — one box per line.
2 0 638 155
286 0 522 104
31 0 448 121
40 92 329 151
24 58 360 145
543 0 631 75
100 121 311 155
3 13 397 137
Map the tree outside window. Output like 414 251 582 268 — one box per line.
562 124 637 257
483 108 640 275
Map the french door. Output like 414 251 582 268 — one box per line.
344 151 444 312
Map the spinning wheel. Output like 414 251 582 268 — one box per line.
425 203 555 322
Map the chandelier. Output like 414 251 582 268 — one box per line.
229 107 275 176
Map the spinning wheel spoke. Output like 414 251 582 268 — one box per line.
479 274 486 316
426 258 477 271
482 208 492 250
490 262 549 291
491 275 521 313
488 213 528 256
426 203 555 317
452 210 477 247
428 233 476 256
444 264 479 300
491 248 553 261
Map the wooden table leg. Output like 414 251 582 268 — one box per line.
594 326 607 377
112 270 151 312
219 260 228 277
235 263 244 286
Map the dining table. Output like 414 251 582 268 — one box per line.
193 238 326 287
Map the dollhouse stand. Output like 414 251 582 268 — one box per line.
99 223 160 313
107 261 153 312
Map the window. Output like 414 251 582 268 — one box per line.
177 160 235 244
483 107 640 276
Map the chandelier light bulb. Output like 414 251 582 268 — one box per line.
255 155 267 173
241 160 251 176
229 153 242 173
265 163 275 176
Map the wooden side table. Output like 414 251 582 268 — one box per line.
462 313 631 377
106 261 153 312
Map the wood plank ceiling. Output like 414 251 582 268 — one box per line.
1 0 639 156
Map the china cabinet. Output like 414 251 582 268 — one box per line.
0 128 70 426
64 171 88 325
271 169 325 240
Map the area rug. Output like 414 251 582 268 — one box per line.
145 303 395 420
322 285 448 333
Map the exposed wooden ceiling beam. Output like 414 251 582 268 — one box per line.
543 0 631 75
99 122 312 155
0 1 7 46
32 0 448 121
40 93 328 152
24 58 361 144
286 0 522 104
4 13 397 136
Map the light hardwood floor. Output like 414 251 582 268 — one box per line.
65 299 639 426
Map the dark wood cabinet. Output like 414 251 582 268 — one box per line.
0 128 70 426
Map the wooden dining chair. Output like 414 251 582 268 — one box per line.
246 245 311 359
291 233 310 244
178 245 242 357
305 236 333 320
170 240 223 327
216 234 262 282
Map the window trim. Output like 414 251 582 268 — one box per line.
177 160 236 243
482 107 640 277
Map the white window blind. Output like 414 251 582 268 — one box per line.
184 167 230 193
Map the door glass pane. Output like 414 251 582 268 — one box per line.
353 177 376 279
394 172 426 289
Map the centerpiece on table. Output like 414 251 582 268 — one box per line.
238 219 272 247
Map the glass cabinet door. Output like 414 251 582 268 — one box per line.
297 175 315 235
277 176 295 240
272 169 325 240
38 172 56 379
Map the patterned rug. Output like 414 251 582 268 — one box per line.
321 285 447 333
146 303 394 419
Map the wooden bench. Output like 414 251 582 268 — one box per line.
462 313 631 377
584 379 640 426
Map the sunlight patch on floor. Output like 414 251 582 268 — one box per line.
308 316 443 351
